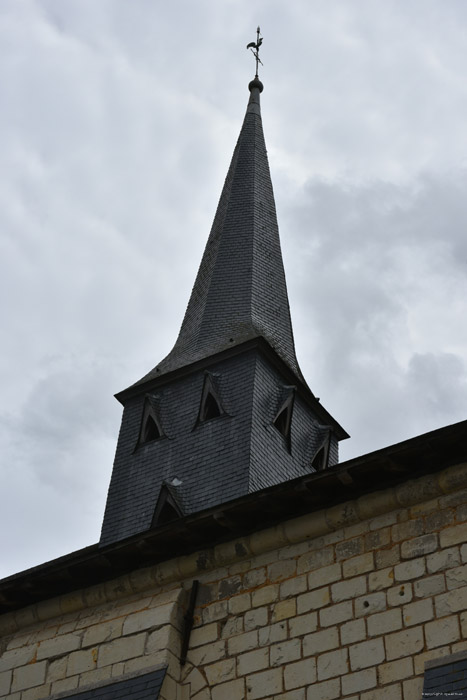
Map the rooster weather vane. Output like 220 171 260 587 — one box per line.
247 26 263 78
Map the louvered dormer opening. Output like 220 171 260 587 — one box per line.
311 446 326 471
201 391 222 421
143 415 161 442
196 373 225 426
135 395 165 450
273 387 295 451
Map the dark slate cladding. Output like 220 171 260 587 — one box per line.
131 82 303 389
423 657 467 697
101 348 335 546
62 668 166 700
101 352 256 545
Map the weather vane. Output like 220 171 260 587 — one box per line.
247 26 263 78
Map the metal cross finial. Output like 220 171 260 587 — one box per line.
246 26 263 78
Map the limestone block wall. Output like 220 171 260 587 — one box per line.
1 461 467 700
0 586 186 700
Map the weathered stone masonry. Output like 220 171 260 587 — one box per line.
2 460 467 700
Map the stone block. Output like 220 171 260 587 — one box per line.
341 668 376 695
440 522 467 548
446 564 467 589
229 593 251 614
343 553 374 578
335 538 363 561
243 568 267 589
280 575 308 599
289 612 318 638
402 598 433 626
425 615 460 649
228 630 258 656
219 576 242 599
308 564 341 590
394 557 425 582
297 547 334 575
244 607 268 631
400 534 438 560
369 512 397 531
360 684 402 700
221 616 243 638
52 676 80 696
306 677 340 700
46 657 67 683
268 559 297 582
391 519 424 542
189 622 219 647
378 656 413 685
402 677 424 700
274 691 305 700
11 662 47 692
303 628 339 656
285 658 317 689
387 583 413 607
272 599 296 622
368 567 394 591
385 626 424 660
82 619 123 647
320 601 353 628
21 685 53 700
237 649 269 676
340 619 366 645
412 646 451 675
354 592 386 617
414 574 445 598
367 608 402 637
205 658 236 686
317 648 348 681
252 585 279 608
0 670 12 696
364 528 391 551
0 647 37 673
212 678 245 700
258 622 287 646
435 585 467 616
298 587 330 613
188 641 226 667
426 547 460 573
67 648 98 676
246 668 282 698
98 633 146 667
36 632 81 661
270 639 302 667
349 637 385 671
331 576 366 602
183 666 207 696
202 601 228 624
375 545 400 569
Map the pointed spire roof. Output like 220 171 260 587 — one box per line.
132 77 304 389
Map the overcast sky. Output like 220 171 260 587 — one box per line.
1 0 467 579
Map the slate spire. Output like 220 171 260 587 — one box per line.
133 76 304 388
100 71 348 547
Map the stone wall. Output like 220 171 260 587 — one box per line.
1 461 467 700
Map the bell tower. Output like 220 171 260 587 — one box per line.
100 55 348 547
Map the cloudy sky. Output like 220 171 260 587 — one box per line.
1 0 467 579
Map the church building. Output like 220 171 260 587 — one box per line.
1 50 467 700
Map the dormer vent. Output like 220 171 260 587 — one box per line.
273 386 295 450
136 395 165 449
197 373 224 425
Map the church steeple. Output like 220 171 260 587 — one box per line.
132 75 303 388
99 61 348 547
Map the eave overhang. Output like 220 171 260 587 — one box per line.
1 418 466 615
